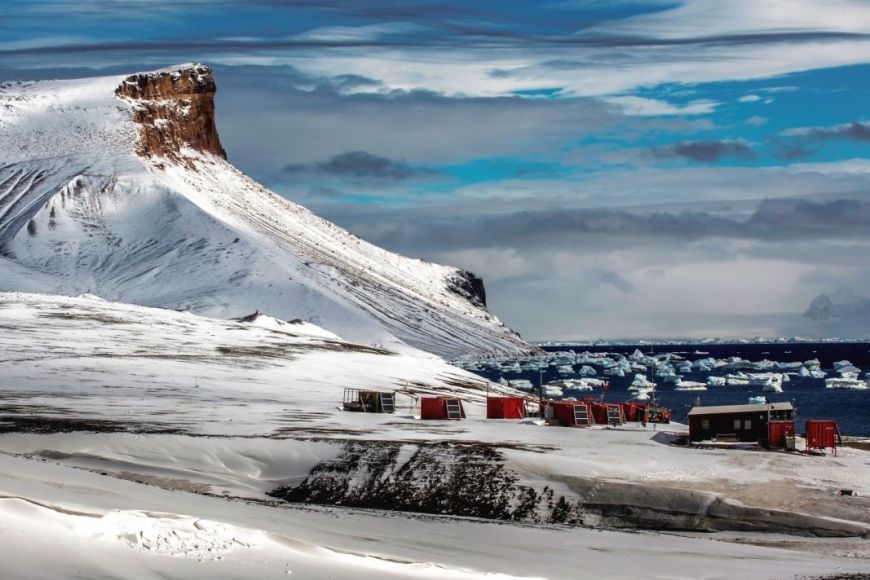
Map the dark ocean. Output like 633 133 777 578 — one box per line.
472 342 870 437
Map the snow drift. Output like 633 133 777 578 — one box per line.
0 64 529 358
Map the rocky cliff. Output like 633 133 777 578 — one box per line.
448 270 487 308
115 64 226 161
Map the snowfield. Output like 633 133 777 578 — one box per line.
0 291 509 436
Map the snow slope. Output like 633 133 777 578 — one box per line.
0 291 513 436
0 64 529 358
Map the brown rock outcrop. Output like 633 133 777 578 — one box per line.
115 63 226 161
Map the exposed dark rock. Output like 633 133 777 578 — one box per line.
448 270 487 308
115 64 226 161
0 414 185 435
233 311 261 323
270 440 569 522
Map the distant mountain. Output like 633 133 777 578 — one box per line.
0 64 531 358
805 289 870 322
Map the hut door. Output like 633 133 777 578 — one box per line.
380 393 395 413
573 404 591 425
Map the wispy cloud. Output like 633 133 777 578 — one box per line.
604 96 718 116
3 0 870 99
651 139 754 163
283 151 435 181
337 198 870 257
772 142 814 160
783 121 870 141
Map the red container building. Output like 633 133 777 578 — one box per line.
542 400 595 427
420 397 465 420
805 420 841 456
486 396 527 419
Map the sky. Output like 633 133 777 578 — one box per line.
2 0 870 341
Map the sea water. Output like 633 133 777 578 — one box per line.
470 342 870 437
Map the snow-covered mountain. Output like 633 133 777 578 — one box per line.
0 64 529 358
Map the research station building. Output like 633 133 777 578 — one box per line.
688 402 794 445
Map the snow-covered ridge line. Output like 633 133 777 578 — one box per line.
0 64 532 358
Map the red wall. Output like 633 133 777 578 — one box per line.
487 397 526 419
589 403 608 425
622 402 648 422
421 397 447 419
806 420 839 450
767 420 795 448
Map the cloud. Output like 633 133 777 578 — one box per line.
333 198 870 259
596 0 870 39
782 121 870 142
212 64 619 179
324 196 870 340
651 139 754 163
303 186 349 200
772 142 814 160
3 0 870 101
745 115 767 126
283 151 433 181
747 198 870 235
593 269 636 293
604 96 718 116
738 94 761 103
787 158 870 175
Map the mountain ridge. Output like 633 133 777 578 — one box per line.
0 63 531 358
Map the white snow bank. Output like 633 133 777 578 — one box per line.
0 452 863 580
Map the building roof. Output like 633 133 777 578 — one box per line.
688 402 793 417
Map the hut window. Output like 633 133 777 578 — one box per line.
701 419 709 430
744 419 752 430
734 419 741 430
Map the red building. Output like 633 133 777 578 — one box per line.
420 397 465 420
486 396 526 419
542 400 595 427
805 420 841 455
